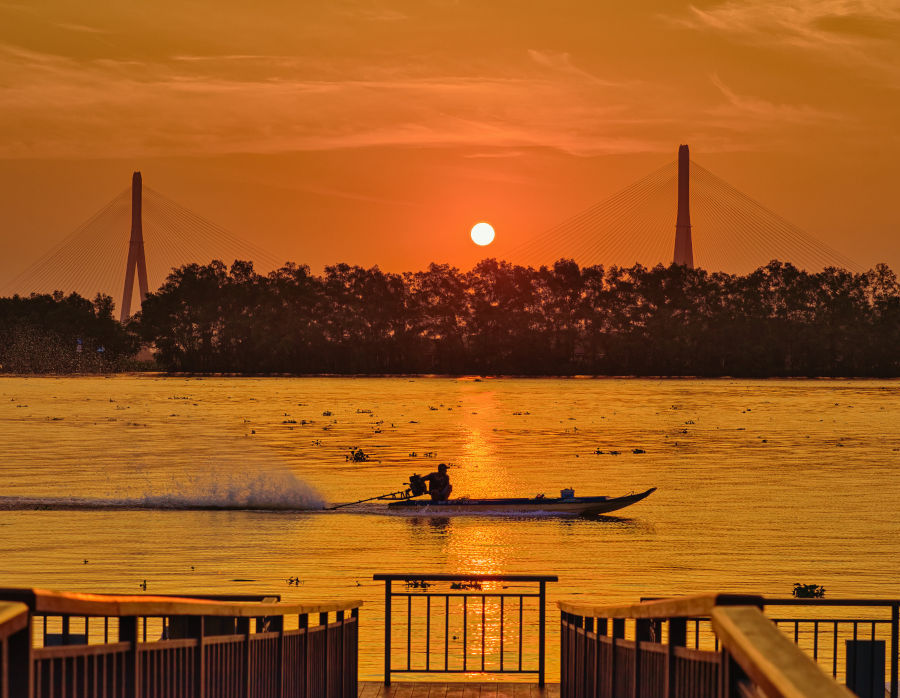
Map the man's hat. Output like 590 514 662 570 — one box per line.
438 463 448 471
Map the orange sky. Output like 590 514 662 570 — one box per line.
1 0 899 286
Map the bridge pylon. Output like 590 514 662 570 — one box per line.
120 171 149 322
673 144 694 267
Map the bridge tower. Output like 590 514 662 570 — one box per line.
120 171 150 322
673 144 694 267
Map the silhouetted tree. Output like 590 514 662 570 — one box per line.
120 257 900 377
0 291 135 373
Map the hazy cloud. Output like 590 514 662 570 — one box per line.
0 41 671 159
709 74 841 125
679 0 900 78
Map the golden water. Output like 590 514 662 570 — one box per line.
1 376 898 680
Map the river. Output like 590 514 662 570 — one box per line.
1 376 898 680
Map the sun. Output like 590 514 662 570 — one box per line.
470 222 495 246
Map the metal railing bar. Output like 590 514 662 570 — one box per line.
463 595 467 672
770 618 892 625
373 573 559 582
389 592 542 599
519 596 523 672
500 595 504 672
390 668 538 674
481 595 486 672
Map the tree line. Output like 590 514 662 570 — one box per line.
130 258 900 376
3 259 898 376
0 292 136 373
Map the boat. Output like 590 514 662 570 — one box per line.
384 487 656 517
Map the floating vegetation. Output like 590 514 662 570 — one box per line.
322 410 333 416
450 581 482 590
793 583 825 598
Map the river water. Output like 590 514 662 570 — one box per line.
1 376 898 680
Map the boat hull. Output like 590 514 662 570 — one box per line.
385 487 656 517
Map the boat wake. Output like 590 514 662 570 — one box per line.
0 469 325 512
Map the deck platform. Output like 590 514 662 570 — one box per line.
358 683 560 697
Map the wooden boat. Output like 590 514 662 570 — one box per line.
385 487 656 517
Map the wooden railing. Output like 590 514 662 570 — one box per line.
765 598 899 698
0 587 362 698
374 573 557 686
1 602 30 698
559 594 856 698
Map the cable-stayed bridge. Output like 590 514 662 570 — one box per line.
1 145 860 320
0 174 283 322
507 145 858 273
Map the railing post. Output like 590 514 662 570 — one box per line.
559 611 567 698
539 580 547 687
188 616 205 698
300 613 310 697
7 615 32 698
584 616 594 698
666 617 686 698
119 616 141 698
237 617 251 698
383 580 391 686
350 608 359 698
273 615 285 698
635 618 651 698
609 620 619 698
891 603 898 698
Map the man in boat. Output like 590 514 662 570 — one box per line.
422 463 452 502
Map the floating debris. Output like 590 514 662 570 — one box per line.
346 448 369 462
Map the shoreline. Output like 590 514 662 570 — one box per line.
1 371 899 381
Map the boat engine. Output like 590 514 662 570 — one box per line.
407 473 428 498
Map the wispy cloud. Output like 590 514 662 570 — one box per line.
708 74 841 125
54 22 108 35
527 50 622 87
0 42 669 159
677 0 900 79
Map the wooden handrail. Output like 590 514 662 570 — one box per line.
711 605 856 698
0 601 28 639
0 588 361 617
558 593 763 619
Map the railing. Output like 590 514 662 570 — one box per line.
1 602 30 698
0 587 362 698
373 573 557 685
766 598 899 698
639 596 899 697
559 594 856 698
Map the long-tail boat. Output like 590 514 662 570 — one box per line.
384 487 656 517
